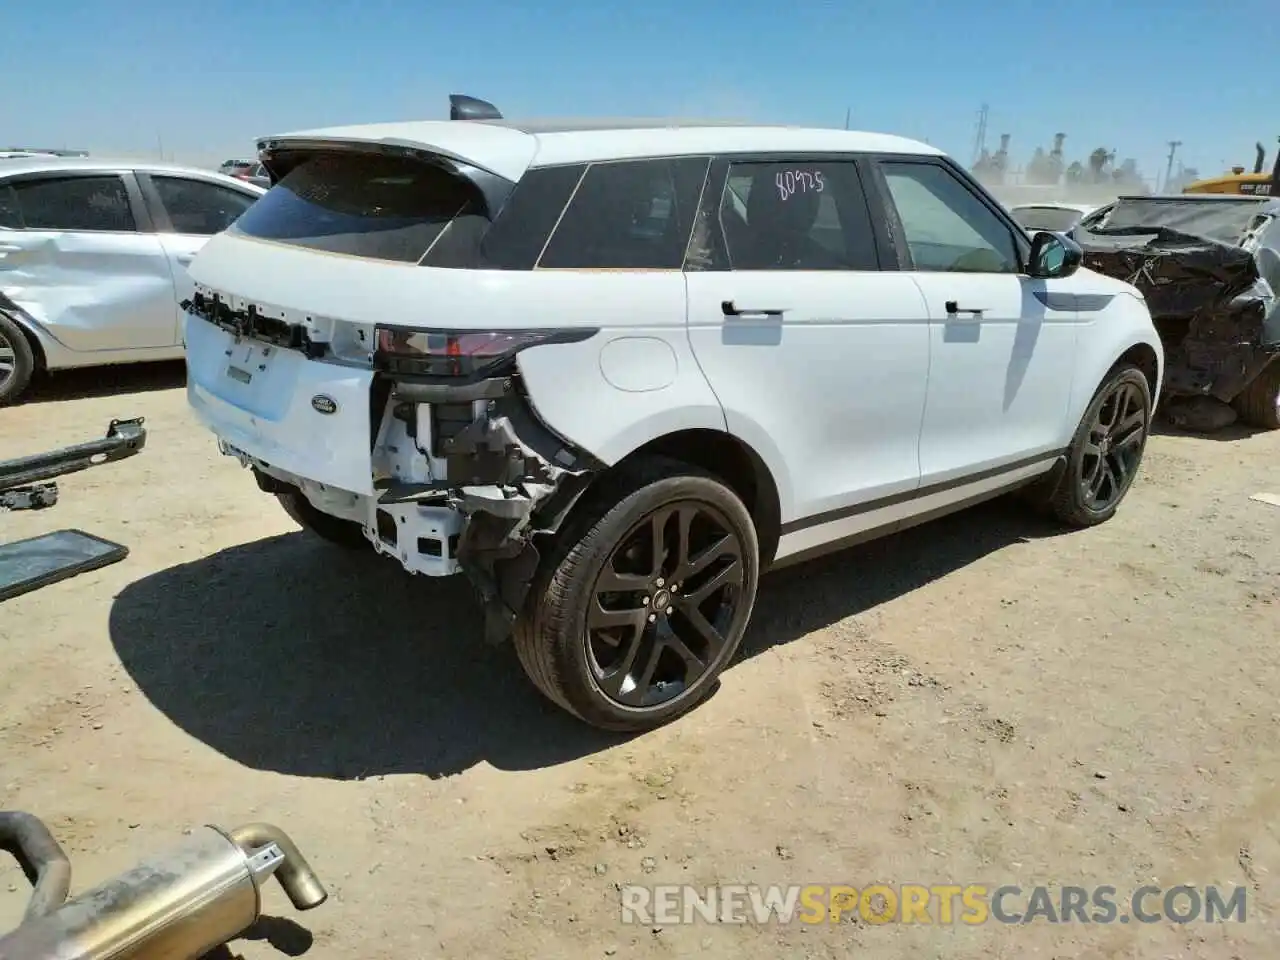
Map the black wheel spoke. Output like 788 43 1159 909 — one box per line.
675 531 736 585
648 507 673 578
596 629 649 699
628 640 666 706
686 558 743 606
596 561 650 594
587 600 648 643
585 497 750 712
665 632 707 675
679 603 728 662
1114 408 1145 445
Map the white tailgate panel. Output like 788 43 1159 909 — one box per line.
184 314 375 494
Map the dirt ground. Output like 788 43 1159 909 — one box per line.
1 363 1277 959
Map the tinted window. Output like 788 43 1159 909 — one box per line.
479 164 585 270
151 176 257 235
879 162 1018 273
716 160 877 270
537 157 709 269
0 185 19 229
230 153 487 263
11 176 135 232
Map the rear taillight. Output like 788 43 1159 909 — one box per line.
373 327 597 379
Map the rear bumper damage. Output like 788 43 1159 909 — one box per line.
226 371 603 644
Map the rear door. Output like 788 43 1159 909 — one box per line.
136 173 260 337
865 157 1080 485
683 155 931 557
0 171 178 351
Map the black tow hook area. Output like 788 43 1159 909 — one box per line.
252 468 293 495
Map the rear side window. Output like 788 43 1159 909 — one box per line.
230 153 488 263
479 164 585 269
715 160 878 270
537 157 710 269
8 176 136 232
151 176 257 235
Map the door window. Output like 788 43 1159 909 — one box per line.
537 157 709 269
879 162 1019 273
715 160 877 270
9 175 136 232
151 176 257 235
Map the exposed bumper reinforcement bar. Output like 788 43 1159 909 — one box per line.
1 419 147 510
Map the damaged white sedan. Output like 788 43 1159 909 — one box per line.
182 96 1164 732
0 157 264 403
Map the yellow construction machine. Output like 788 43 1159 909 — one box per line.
1184 139 1279 195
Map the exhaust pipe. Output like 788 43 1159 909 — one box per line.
0 817 326 960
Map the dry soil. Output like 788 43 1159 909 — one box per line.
1 363 1277 959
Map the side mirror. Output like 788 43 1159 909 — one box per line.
1028 230 1083 279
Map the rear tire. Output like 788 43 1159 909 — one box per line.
1043 363 1152 527
276 489 368 549
1232 358 1280 430
0 312 36 406
514 457 759 732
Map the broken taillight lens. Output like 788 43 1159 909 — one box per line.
373 327 596 379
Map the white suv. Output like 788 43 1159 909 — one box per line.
183 96 1163 732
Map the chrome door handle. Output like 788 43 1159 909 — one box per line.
722 300 786 318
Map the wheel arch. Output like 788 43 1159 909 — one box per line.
603 428 784 568
1116 340 1161 402
1070 322 1164 432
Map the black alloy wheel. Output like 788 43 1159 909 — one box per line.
1046 363 1151 527
586 502 747 709
514 460 760 731
1080 377 1147 512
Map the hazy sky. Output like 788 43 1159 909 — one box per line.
8 0 1278 179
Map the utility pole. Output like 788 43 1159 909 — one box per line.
972 103 989 165
1162 140 1181 193
843 107 850 131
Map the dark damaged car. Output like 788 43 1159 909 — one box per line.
1073 194 1280 429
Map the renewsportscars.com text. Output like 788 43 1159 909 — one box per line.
620 883 1248 926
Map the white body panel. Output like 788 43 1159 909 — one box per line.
908 271 1081 483
184 313 376 495
683 271 930 526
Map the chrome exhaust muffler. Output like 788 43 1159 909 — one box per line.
0 813 327 960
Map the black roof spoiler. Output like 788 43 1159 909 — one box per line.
449 95 502 121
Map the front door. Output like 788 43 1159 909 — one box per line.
869 158 1081 486
684 156 931 558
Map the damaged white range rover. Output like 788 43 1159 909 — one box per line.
183 95 1163 732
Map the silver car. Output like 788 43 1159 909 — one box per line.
0 157 265 403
